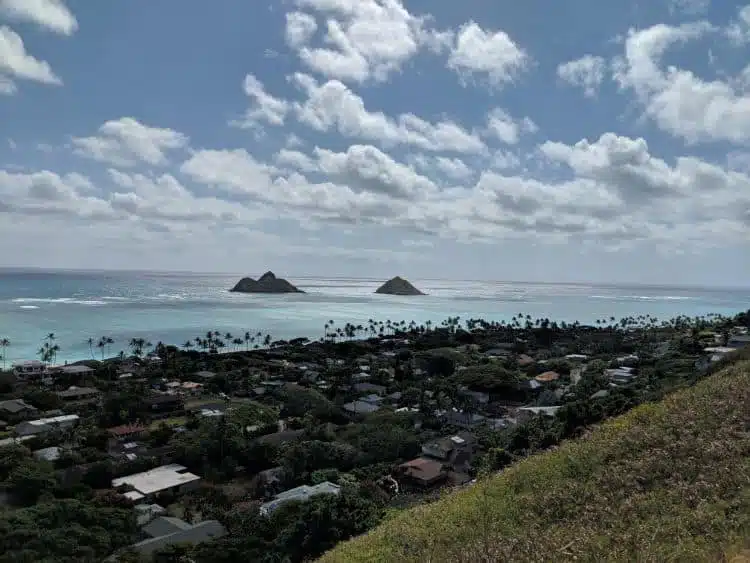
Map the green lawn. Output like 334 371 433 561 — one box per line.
319 361 750 563
149 416 187 429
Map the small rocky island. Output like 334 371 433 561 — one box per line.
230 271 304 294
375 276 425 296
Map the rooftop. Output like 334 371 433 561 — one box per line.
112 464 200 496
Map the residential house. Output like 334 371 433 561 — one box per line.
127 517 226 558
33 446 62 462
443 411 485 429
516 406 561 422
53 365 95 380
353 382 387 394
12 360 48 381
108 423 148 442
728 335 750 349
343 400 381 414
15 414 79 437
421 432 476 471
397 457 448 488
259 481 341 516
142 394 184 418
112 464 201 502
535 371 561 383
0 399 38 422
56 386 102 405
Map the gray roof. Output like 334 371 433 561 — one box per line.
142 516 192 539
343 400 381 414
353 382 386 393
0 399 37 414
58 365 94 374
260 481 341 515
56 386 100 399
131 519 226 556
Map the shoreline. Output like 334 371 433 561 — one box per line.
2 309 742 369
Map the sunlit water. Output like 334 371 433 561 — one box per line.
0 269 747 364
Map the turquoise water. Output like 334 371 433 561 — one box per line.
0 268 748 364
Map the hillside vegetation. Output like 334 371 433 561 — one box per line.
319 361 750 563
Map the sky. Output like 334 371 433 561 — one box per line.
0 0 749 286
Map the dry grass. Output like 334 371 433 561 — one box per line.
319 361 750 563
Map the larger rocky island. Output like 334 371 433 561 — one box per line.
230 271 304 293
375 276 425 296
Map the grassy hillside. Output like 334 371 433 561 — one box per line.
319 361 750 563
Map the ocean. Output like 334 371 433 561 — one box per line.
0 268 748 365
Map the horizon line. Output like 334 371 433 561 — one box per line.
0 265 748 292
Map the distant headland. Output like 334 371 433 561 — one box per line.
230 272 304 294
375 276 425 296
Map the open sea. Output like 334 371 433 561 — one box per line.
0 268 748 365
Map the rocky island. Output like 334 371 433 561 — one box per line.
230 271 304 293
375 276 425 296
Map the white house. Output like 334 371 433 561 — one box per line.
12 360 48 382
259 481 341 516
15 414 79 437
112 464 201 501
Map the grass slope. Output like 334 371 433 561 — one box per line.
319 361 750 563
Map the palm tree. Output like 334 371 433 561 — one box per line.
87 337 95 360
0 338 10 370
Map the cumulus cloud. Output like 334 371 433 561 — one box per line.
484 109 537 144
289 0 450 83
177 132 750 250
613 21 750 145
71 118 190 167
0 0 77 35
557 55 607 97
447 22 528 89
285 11 318 48
291 73 485 153
231 74 290 128
0 26 61 92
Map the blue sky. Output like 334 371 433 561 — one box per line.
0 0 749 286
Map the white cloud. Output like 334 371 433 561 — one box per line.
0 0 77 35
178 132 750 250
447 22 528 89
285 11 318 48
0 26 61 92
613 22 750 145
0 169 113 219
433 156 473 181
484 109 536 144
557 55 607 98
71 118 190 167
275 148 318 172
313 144 438 199
290 0 450 83
292 73 485 153
107 169 253 224
726 5 750 46
232 74 290 129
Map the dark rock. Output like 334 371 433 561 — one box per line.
230 271 304 294
375 276 425 296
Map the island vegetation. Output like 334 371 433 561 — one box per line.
0 309 747 561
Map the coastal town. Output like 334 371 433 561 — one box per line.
0 309 748 561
